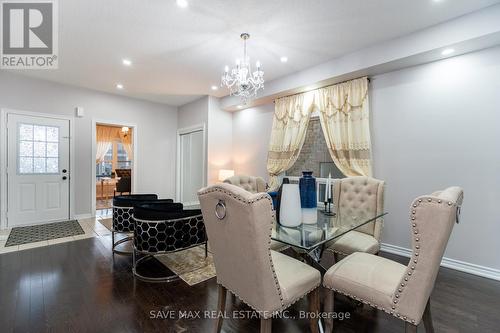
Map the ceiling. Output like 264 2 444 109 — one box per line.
12 0 500 106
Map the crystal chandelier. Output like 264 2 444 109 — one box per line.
221 33 264 104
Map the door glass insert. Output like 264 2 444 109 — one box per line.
18 123 60 174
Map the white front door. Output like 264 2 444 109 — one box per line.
7 114 70 227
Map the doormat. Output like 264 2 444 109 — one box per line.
5 220 85 246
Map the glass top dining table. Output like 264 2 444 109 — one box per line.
272 210 388 252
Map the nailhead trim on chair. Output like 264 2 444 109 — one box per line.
218 280 321 318
323 286 393 316
390 196 457 324
324 196 458 326
199 186 297 312
201 186 323 316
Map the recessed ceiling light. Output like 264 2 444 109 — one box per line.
237 105 243 109
211 85 218 91
122 59 132 66
441 48 455 56
280 56 288 63
176 0 188 8
116 83 124 90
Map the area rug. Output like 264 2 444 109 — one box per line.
99 217 215 285
5 220 84 246
156 245 216 286
98 217 113 231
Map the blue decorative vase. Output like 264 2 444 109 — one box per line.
299 171 317 208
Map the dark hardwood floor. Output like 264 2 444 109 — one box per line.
1 236 499 333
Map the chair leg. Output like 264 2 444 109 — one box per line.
324 289 334 333
260 317 272 333
308 288 320 333
405 322 417 333
423 298 435 333
214 284 227 333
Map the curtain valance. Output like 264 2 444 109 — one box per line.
318 77 368 116
266 77 372 189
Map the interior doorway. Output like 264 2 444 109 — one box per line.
93 122 136 217
176 124 206 206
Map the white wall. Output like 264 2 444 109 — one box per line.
177 96 208 130
371 46 500 271
207 96 233 185
232 104 274 179
0 72 178 218
231 46 500 272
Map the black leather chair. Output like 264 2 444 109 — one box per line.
114 169 132 196
132 202 207 282
112 194 172 255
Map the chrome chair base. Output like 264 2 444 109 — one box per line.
132 251 180 283
112 231 133 256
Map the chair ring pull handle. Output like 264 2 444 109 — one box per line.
215 200 226 220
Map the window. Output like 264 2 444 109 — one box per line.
96 142 132 177
116 143 132 169
96 149 113 177
286 118 344 202
18 123 59 174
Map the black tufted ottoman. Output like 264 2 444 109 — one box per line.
112 194 171 255
132 202 207 282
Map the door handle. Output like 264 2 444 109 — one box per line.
62 176 68 180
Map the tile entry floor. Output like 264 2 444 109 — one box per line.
0 216 112 254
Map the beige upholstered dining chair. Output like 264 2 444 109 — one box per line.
323 187 464 333
325 176 385 256
198 183 321 333
223 175 285 252
224 175 267 193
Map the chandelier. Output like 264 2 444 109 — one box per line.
221 33 264 104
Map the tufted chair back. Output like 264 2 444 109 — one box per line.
223 175 267 194
197 183 283 314
394 187 463 324
333 176 385 240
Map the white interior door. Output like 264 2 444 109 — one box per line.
179 130 204 205
7 114 70 227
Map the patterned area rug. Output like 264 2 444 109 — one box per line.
5 220 84 246
99 217 215 285
99 217 113 231
156 245 216 286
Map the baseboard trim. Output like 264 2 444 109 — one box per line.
74 213 93 220
381 243 500 281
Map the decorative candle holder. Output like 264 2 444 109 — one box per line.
323 198 335 216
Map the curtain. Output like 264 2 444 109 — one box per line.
119 130 133 160
266 92 315 190
316 77 373 177
96 126 114 163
